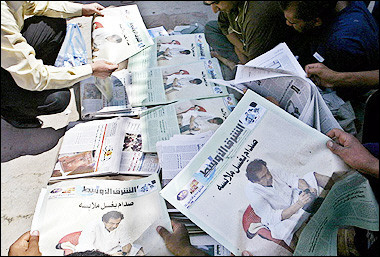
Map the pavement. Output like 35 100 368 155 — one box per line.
1 1 217 255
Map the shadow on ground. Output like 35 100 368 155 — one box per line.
1 119 66 163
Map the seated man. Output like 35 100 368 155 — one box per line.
203 1 295 80
279 1 379 133
1 2 118 128
244 159 331 245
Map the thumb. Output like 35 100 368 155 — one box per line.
327 140 343 154
28 231 40 248
156 226 171 240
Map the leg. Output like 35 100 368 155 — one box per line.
204 21 239 80
1 16 70 128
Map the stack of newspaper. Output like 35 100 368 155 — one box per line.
33 4 379 256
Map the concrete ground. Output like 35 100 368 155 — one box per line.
1 1 217 255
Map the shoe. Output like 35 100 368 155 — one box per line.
2 116 42 129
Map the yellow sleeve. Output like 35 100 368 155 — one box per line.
1 1 92 91
25 1 83 18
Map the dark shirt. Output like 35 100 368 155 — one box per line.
294 1 379 101
217 1 294 60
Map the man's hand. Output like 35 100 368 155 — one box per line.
82 3 105 16
91 60 118 79
8 231 42 256
297 191 312 207
156 220 208 256
305 63 338 88
326 128 379 178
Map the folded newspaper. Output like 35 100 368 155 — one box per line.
140 94 237 153
31 174 173 256
160 90 352 255
209 42 342 135
50 117 159 181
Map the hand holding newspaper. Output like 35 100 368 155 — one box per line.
160 90 352 255
209 43 342 135
31 174 173 256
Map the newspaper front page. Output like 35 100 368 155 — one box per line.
160 90 352 255
32 174 173 256
127 33 211 72
92 5 153 64
140 95 237 153
127 58 227 107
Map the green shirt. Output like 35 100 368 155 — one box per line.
217 1 292 60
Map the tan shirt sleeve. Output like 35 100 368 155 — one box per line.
1 1 92 91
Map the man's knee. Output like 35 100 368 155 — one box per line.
204 20 220 35
38 90 71 114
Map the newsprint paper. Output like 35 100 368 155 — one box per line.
160 90 352 255
31 174 173 256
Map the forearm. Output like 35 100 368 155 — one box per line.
281 203 302 220
30 1 83 18
333 70 379 89
226 33 245 54
357 156 379 179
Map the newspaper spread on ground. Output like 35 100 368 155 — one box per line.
294 172 379 256
80 70 145 120
209 42 341 135
147 26 169 39
126 58 227 107
127 33 211 72
92 5 153 64
50 117 159 181
156 131 213 186
31 174 173 256
160 90 352 256
140 94 237 153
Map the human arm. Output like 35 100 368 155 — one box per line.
156 220 209 256
1 2 117 91
281 192 311 220
305 63 379 89
82 3 105 16
326 128 379 178
226 32 249 64
8 231 42 256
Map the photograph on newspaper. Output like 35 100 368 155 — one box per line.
32 174 173 256
127 33 211 72
92 5 153 64
160 90 351 256
140 95 237 152
127 58 227 107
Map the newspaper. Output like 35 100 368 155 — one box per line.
147 26 169 39
140 94 237 153
160 90 352 255
156 132 213 186
51 117 159 181
91 5 153 64
126 58 227 107
209 43 342 135
294 172 379 256
31 174 173 256
127 33 211 72
80 70 145 120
